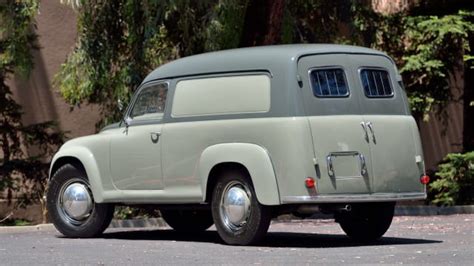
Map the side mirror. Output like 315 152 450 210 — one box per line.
117 99 124 112
117 99 129 129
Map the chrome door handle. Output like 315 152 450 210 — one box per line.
366 122 376 144
326 155 334 177
150 132 161 143
360 122 369 142
359 153 367 176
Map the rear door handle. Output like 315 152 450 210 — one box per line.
360 122 369 142
366 122 376 144
326 155 335 177
150 132 161 143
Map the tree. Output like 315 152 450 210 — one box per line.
56 1 222 127
57 1 473 151
352 6 473 151
240 0 285 46
0 0 64 222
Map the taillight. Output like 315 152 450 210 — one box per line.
305 177 315 188
420 175 430 185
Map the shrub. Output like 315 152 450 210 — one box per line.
428 152 474 206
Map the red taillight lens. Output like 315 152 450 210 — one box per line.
305 177 315 188
420 175 430 185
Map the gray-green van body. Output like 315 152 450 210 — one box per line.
50 44 426 207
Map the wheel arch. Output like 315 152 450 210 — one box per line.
50 156 86 179
199 143 280 205
49 148 105 203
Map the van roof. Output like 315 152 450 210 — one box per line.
142 44 388 83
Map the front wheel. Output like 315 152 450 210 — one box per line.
211 170 272 245
47 164 114 238
335 202 395 242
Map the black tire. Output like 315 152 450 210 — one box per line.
335 202 395 242
47 164 114 238
161 209 214 232
211 170 272 245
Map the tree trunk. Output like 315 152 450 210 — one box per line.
463 31 474 152
239 0 286 47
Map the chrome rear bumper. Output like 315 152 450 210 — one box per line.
282 192 426 204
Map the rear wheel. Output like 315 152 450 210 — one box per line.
336 202 395 242
47 164 114 238
211 170 272 245
161 209 213 232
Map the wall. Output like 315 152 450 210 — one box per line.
419 76 465 170
2 0 100 224
11 0 100 137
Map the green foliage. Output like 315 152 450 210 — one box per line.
0 0 64 209
0 218 31 226
400 11 473 120
57 1 473 129
0 0 38 76
286 0 356 44
56 0 241 128
281 4 474 122
114 206 160 220
358 9 474 121
428 152 474 206
205 0 248 50
114 206 135 220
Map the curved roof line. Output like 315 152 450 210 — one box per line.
142 44 388 83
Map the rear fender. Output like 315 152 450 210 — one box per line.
198 143 280 205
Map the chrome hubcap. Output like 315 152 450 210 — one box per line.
58 179 93 225
220 181 251 231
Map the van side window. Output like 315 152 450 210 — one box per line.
171 74 270 118
130 83 168 120
309 68 349 97
360 69 393 97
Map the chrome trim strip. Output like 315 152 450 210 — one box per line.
282 192 426 204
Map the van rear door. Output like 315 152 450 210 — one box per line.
297 54 372 194
347 54 424 193
298 53 424 196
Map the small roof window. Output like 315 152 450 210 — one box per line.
310 68 349 97
360 69 393 97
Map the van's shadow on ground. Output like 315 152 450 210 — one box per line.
100 229 442 248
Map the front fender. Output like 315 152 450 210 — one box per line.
198 143 280 205
49 146 105 203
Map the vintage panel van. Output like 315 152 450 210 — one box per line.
47 44 427 245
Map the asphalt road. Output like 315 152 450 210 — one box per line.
0 214 472 265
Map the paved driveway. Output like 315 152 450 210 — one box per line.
0 214 472 265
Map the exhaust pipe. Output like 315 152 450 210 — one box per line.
340 204 352 212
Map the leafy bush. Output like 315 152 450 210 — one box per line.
113 206 161 220
428 152 474 206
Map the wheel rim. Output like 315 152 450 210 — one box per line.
57 178 94 226
220 180 251 232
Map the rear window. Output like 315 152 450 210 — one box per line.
360 69 393 97
310 68 349 97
